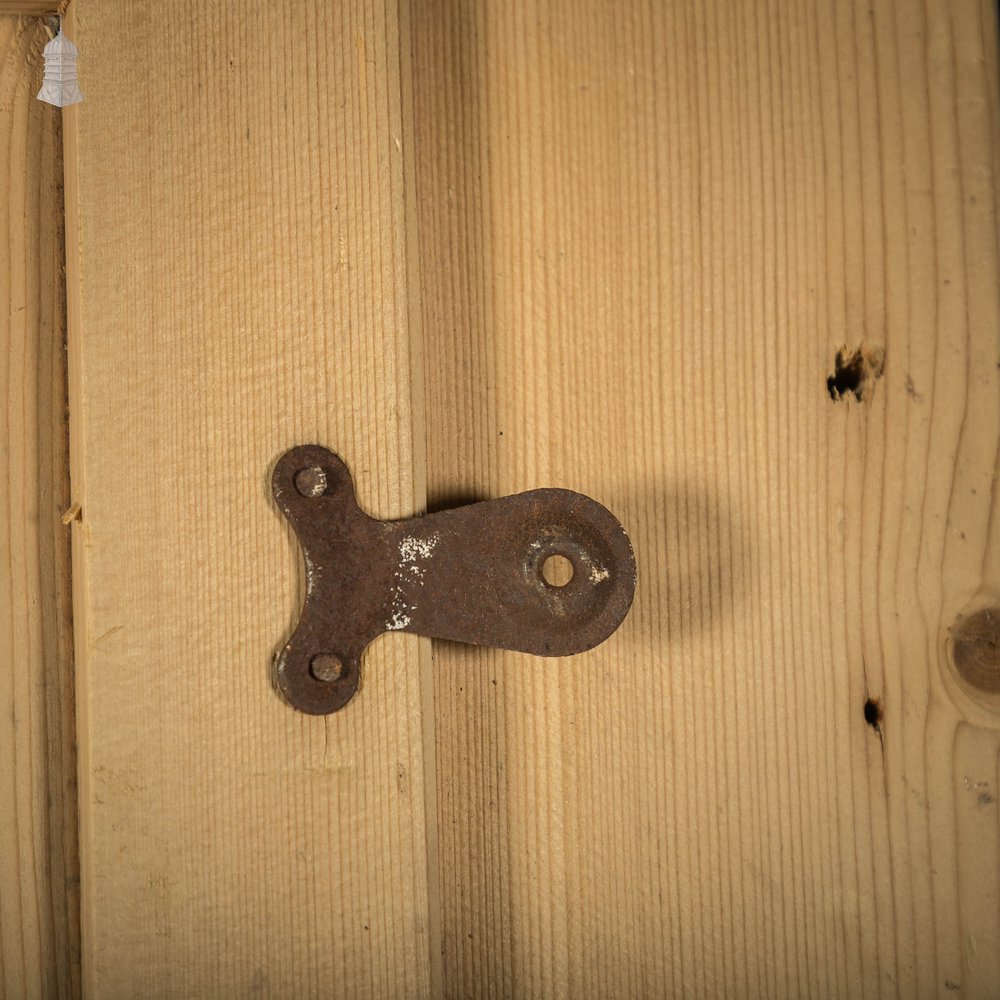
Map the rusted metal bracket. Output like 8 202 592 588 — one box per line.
272 445 637 714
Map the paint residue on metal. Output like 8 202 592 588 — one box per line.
385 533 440 630
399 534 439 562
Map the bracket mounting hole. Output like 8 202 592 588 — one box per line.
541 553 574 587
309 653 343 683
295 466 329 498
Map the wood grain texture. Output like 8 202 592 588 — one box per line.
0 5 59 16
69 2 436 996
409 0 1000 997
0 14 79 1000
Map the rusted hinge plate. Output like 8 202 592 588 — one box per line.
273 445 637 714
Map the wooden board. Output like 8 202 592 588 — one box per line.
65 0 1000 996
408 0 1000 997
68 2 437 996
0 4 60 16
0 15 79 1000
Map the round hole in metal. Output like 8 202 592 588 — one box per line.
541 553 574 587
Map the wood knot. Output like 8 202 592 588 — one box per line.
951 607 1000 693
827 344 886 402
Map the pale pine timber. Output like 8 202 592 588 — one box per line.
409 0 1000 997
0 13 79 1000
68 2 437 996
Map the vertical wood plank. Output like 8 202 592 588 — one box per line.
409 0 1000 996
68 3 435 995
0 14 80 1000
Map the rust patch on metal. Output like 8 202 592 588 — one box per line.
272 445 637 714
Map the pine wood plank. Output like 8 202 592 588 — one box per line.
410 0 1000 996
68 2 436 995
0 5 59 16
0 15 79 1000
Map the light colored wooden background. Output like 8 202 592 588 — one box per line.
0 13 79 1000
65 2 436 997
410 0 1000 997
3 0 998 997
